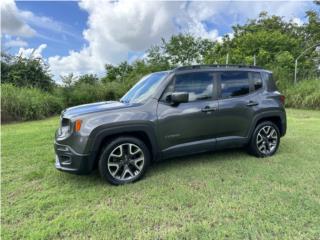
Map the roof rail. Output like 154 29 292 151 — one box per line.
174 64 263 71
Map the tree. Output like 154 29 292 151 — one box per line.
102 61 133 83
60 73 77 87
75 74 99 86
204 11 320 86
147 34 215 66
1 52 55 91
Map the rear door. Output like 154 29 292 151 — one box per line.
216 71 262 140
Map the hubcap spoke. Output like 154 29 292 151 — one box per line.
121 168 134 180
129 144 142 156
108 162 120 176
107 143 145 181
130 157 144 171
110 145 123 158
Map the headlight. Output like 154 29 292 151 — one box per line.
59 118 71 137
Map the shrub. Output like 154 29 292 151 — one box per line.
56 82 127 107
284 79 320 110
1 84 64 122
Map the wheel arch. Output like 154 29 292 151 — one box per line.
250 111 286 138
86 123 159 171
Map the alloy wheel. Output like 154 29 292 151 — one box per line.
107 143 145 181
256 125 278 155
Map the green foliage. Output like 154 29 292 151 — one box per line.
1 53 55 91
1 84 64 121
204 11 320 85
1 10 320 123
102 61 133 83
147 34 215 66
284 79 320 109
75 74 99 86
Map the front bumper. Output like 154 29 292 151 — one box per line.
54 142 91 174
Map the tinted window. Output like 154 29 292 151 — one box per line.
252 72 263 90
175 72 213 101
220 71 250 98
262 72 277 91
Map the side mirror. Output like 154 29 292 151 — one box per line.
171 92 189 104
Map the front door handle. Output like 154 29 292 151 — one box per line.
201 106 218 112
246 101 259 107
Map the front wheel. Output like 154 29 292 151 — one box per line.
248 121 280 157
98 136 150 185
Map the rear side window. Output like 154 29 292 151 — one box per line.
251 72 263 90
220 71 250 98
174 72 213 101
262 72 277 91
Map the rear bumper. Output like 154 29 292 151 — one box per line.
54 142 91 174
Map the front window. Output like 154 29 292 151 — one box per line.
121 72 168 104
174 72 214 101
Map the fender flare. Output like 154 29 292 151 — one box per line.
85 122 159 170
247 110 286 139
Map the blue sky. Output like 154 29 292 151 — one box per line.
15 1 87 57
1 0 318 81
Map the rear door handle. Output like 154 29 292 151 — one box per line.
201 106 218 112
246 101 259 107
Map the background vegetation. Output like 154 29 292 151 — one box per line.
1 10 320 122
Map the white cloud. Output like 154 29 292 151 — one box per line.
19 9 80 40
48 0 221 78
46 0 312 79
4 37 28 48
17 44 47 59
1 0 36 37
292 17 304 26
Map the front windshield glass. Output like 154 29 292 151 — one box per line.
120 72 168 104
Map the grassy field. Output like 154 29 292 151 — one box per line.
1 109 320 239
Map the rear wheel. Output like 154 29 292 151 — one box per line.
99 136 150 185
248 121 280 157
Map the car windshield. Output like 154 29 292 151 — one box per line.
120 72 168 104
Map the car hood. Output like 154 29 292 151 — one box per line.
62 101 136 118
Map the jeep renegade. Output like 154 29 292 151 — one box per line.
55 65 286 185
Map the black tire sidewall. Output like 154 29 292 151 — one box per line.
249 121 280 157
98 136 150 185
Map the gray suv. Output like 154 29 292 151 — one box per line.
55 65 286 185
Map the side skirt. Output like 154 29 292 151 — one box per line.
160 136 248 160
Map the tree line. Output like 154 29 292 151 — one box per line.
1 10 320 122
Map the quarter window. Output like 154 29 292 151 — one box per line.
174 72 213 101
252 72 263 90
220 71 250 98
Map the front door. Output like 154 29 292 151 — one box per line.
157 71 219 157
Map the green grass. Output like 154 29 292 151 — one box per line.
2 109 320 239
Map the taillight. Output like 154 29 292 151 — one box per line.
280 95 285 105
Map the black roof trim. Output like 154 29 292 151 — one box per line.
174 64 263 71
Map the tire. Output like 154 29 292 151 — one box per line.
98 136 150 185
247 121 280 157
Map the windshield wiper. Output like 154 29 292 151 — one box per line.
120 99 130 103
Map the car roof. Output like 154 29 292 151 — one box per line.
171 64 272 73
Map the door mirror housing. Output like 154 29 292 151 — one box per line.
171 92 189 104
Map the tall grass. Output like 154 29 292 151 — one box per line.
284 79 320 110
1 84 64 122
1 78 319 122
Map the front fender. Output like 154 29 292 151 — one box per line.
85 121 159 171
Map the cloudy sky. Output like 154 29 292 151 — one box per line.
1 0 318 81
